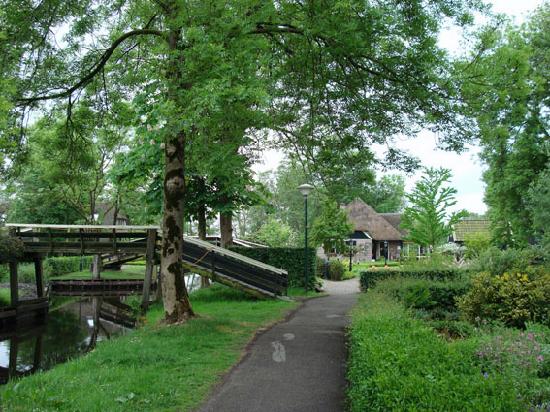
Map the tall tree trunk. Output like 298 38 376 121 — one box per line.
160 25 194 323
220 212 233 248
197 201 210 288
161 130 194 322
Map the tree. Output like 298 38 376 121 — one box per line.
401 168 467 250
459 4 549 247
528 161 550 246
7 109 126 224
310 199 353 254
252 218 298 247
362 175 406 213
1 1 484 323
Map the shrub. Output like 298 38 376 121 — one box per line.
315 257 329 279
0 235 24 264
464 232 491 260
457 272 550 328
347 291 526 411
328 259 345 281
474 327 550 407
229 247 316 289
374 277 470 315
44 256 94 278
473 246 550 276
360 267 465 290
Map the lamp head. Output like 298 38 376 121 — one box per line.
297 183 314 197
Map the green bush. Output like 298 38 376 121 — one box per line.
229 247 316 288
0 256 93 284
0 235 24 264
44 256 94 278
457 272 550 328
375 277 470 314
328 259 345 281
347 291 527 411
473 246 550 276
359 267 465 290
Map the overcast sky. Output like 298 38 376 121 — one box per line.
252 0 545 214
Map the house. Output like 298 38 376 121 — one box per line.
342 199 404 261
451 218 490 244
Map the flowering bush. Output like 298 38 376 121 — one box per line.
476 331 547 374
457 272 550 328
475 328 550 409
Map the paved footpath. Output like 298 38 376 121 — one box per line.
198 278 360 412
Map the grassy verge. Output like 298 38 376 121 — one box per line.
49 266 146 280
347 291 526 411
287 286 324 298
1 285 298 411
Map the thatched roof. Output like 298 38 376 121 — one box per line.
453 218 490 242
379 213 407 236
342 199 403 241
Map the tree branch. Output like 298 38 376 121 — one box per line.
17 29 166 106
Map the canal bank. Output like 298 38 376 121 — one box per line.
0 285 298 411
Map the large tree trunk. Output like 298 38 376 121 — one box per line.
220 212 233 248
161 131 194 322
197 201 210 288
160 25 194 323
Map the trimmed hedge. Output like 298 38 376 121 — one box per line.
0 255 94 283
347 291 527 411
229 247 316 288
375 277 470 313
44 256 94 277
360 268 466 290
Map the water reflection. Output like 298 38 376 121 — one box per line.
0 297 135 385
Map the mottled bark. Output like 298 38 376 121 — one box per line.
220 212 233 248
160 25 194 323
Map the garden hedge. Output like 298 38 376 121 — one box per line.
374 277 470 313
229 247 316 288
359 268 466 290
44 256 94 277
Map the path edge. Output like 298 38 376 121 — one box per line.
193 295 324 411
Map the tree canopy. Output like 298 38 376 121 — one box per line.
459 4 549 247
0 0 485 322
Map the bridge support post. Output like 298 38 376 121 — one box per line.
34 257 44 298
141 229 157 312
92 255 102 279
9 262 18 306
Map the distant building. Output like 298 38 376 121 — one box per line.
342 198 404 261
450 218 490 244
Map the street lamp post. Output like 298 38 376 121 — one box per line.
298 184 314 292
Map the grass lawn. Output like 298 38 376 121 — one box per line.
49 265 146 280
1 284 298 411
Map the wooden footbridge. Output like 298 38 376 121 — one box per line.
2 224 288 324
